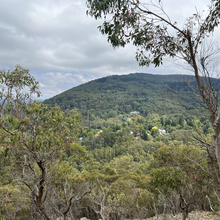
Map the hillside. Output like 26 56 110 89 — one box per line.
43 73 198 116
2 70 219 220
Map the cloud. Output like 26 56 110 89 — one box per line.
35 71 94 99
0 0 216 99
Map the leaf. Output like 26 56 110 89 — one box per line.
12 118 19 127
4 148 9 157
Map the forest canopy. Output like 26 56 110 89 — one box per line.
0 63 219 220
86 0 220 212
1 0 220 219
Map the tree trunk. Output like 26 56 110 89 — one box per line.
180 195 189 220
187 32 220 200
207 141 220 198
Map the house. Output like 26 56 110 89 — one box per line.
130 111 139 114
159 129 169 135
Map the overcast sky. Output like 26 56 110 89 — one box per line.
0 0 212 99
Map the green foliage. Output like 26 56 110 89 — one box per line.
3 101 85 160
1 66 219 219
44 73 200 118
0 67 89 219
149 144 212 216
105 166 116 175
0 65 41 100
86 0 220 70
151 166 188 190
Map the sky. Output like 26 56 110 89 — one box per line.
0 0 212 99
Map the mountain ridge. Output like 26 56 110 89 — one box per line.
43 73 196 116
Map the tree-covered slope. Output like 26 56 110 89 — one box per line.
43 73 196 116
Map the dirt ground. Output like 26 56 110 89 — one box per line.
145 211 220 220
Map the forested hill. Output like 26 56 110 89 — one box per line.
43 73 197 116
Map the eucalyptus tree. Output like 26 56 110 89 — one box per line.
0 66 90 219
86 0 220 197
0 65 40 115
0 65 41 219
1 101 90 220
150 145 211 220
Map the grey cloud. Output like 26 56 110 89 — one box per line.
0 0 214 98
35 71 94 99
